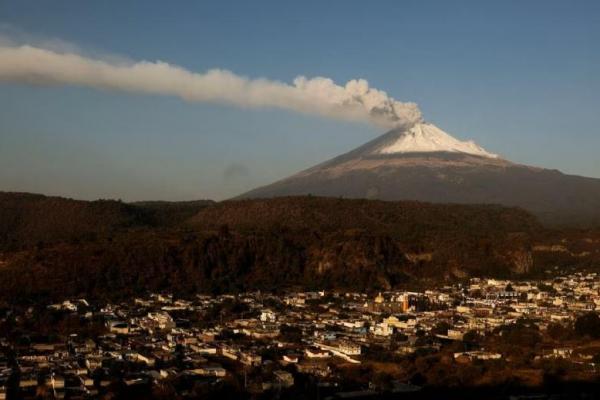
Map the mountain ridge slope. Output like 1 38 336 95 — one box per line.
238 123 600 227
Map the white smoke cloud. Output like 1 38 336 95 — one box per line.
0 43 422 129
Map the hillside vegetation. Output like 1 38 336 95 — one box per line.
189 196 540 236
0 192 213 251
0 192 599 302
0 192 149 251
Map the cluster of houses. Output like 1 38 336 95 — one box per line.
0 272 599 398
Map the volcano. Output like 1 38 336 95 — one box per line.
239 123 600 226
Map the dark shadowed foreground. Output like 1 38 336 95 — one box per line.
1 192 600 303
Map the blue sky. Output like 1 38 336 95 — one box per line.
0 1 599 200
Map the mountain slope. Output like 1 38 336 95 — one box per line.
2 192 600 302
0 192 213 250
0 195 545 301
131 199 215 226
189 196 539 235
0 192 150 250
239 123 600 226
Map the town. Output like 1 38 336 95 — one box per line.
2 272 600 399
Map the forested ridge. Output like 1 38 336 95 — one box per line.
1 192 599 303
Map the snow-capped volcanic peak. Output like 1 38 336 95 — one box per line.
377 122 498 158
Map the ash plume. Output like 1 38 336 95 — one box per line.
0 43 422 129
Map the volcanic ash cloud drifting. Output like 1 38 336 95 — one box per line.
0 44 422 129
